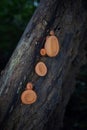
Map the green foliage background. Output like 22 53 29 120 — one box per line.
0 0 87 129
0 0 38 71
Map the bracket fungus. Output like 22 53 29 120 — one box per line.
40 48 46 56
21 90 37 105
21 30 60 105
44 30 60 57
35 62 47 76
26 82 33 90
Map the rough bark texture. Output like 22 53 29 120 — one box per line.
0 0 87 130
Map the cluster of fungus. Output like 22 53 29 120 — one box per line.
40 30 60 57
21 83 37 105
21 30 60 105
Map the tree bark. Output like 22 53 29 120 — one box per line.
0 0 87 130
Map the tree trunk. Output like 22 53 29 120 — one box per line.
0 0 87 130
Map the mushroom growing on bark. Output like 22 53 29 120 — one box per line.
44 30 60 57
35 62 47 76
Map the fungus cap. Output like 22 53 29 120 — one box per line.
35 62 47 76
21 90 37 104
44 36 59 57
40 48 46 56
26 82 33 90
